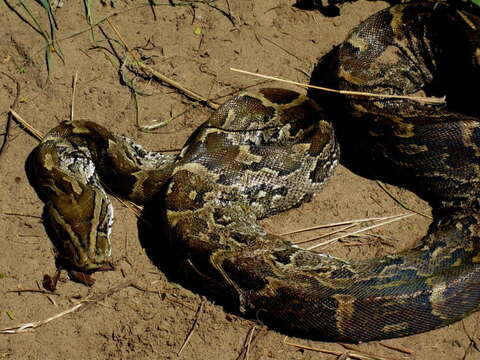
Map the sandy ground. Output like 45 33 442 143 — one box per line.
0 1 479 359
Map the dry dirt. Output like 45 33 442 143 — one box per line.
0 1 479 359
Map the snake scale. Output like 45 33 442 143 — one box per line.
28 2 480 341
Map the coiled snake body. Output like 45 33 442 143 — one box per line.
29 2 480 341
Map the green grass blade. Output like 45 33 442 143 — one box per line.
84 0 93 25
18 1 49 40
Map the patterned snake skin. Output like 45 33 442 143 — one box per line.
29 2 480 341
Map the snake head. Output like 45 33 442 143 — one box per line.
43 181 114 273
28 136 115 275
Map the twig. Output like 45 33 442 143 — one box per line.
138 80 270 132
0 73 20 159
461 320 480 360
283 337 342 356
115 196 143 217
224 0 235 24
341 343 401 360
70 70 79 122
0 304 82 334
230 68 445 105
236 326 265 360
133 59 220 109
205 1 237 26
376 181 432 219
177 301 204 356
9 109 44 141
379 342 414 355
245 326 256 360
284 337 398 360
139 107 190 131
6 289 60 295
148 0 158 20
0 279 134 334
259 35 302 62
106 18 219 110
47 295 58 307
4 212 42 219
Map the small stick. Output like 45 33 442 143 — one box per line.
341 343 402 360
6 289 60 295
307 213 415 250
0 280 135 334
115 196 142 217
236 326 265 360
106 19 219 110
376 181 432 219
135 59 220 110
9 109 44 140
0 303 83 334
245 326 256 360
230 68 445 105
0 73 20 159
259 36 302 62
379 342 414 355
70 70 79 122
283 337 341 356
177 301 204 356
284 337 398 360
47 295 58 307
4 212 42 219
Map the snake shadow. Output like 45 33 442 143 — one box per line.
309 44 480 213
138 191 343 342
308 48 396 187
137 188 242 314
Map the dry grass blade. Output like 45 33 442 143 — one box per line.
376 181 432 219
236 326 266 360
137 80 271 132
0 280 133 334
283 337 399 360
292 223 356 245
0 303 83 334
0 73 20 159
106 19 219 110
115 197 142 217
133 57 220 109
230 68 445 105
379 342 414 355
70 70 79 122
283 337 342 356
9 109 44 141
245 326 256 360
280 214 410 236
341 343 407 360
177 301 204 356
306 213 415 250
138 108 189 131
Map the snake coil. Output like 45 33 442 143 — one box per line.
30 2 480 341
